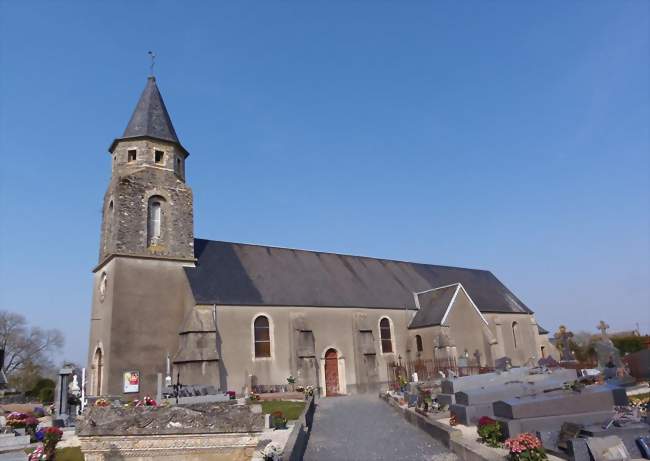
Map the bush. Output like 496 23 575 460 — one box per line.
612 336 647 355
25 378 55 400
39 387 54 404
477 416 503 448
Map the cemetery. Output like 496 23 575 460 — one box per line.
381 323 650 461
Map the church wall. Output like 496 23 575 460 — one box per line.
212 305 413 395
445 291 494 366
87 259 117 396
484 313 541 366
407 326 437 361
91 257 196 397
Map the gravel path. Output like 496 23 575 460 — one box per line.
303 394 458 461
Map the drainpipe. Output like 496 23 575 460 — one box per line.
212 304 219 389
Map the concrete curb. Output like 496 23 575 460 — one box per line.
282 396 316 461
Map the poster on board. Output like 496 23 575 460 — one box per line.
123 371 140 393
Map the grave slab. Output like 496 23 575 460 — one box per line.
496 410 614 438
493 386 627 420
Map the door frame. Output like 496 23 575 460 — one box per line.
319 346 346 396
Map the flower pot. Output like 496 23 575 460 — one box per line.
14 428 26 436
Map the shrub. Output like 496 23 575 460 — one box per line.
477 416 503 447
39 387 54 405
26 378 55 399
612 336 647 355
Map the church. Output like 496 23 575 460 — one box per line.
86 77 557 398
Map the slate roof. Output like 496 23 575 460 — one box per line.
409 284 459 329
185 239 532 315
109 77 187 154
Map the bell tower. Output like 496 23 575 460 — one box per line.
99 76 194 262
88 77 196 397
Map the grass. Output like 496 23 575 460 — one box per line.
259 400 306 420
25 447 84 461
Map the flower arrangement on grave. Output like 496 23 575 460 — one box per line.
398 374 408 392
226 390 236 400
262 441 283 461
477 416 503 448
562 380 585 393
94 398 110 407
295 385 304 392
6 412 29 428
286 375 296 384
271 410 287 430
29 427 64 460
134 396 158 407
303 385 314 399
249 392 260 401
504 433 547 461
449 412 458 426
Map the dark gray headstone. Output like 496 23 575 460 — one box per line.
567 438 591 461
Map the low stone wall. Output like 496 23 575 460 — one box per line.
282 396 316 461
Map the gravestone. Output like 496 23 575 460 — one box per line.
438 367 530 406
451 368 577 425
495 356 512 371
581 423 650 459
54 367 73 427
586 435 631 461
493 385 627 437
555 325 577 363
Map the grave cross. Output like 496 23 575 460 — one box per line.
473 349 482 367
597 320 610 339
554 325 575 362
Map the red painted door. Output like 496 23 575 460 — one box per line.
325 348 339 396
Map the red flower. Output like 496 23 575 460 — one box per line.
478 416 496 427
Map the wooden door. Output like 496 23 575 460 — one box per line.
324 348 339 396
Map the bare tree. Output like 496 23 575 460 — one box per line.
0 311 64 379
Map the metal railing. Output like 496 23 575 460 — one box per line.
387 358 494 389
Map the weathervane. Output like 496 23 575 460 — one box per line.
148 51 156 77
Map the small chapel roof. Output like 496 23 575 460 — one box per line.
109 77 187 154
185 239 532 315
409 284 460 329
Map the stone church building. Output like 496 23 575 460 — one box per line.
87 77 556 398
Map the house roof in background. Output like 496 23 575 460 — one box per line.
185 239 532 314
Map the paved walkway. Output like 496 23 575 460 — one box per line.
303 394 458 461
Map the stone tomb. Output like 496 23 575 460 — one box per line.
77 402 264 461
450 368 577 425
493 385 628 438
0 433 30 461
437 367 532 406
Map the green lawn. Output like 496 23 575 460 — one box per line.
259 400 306 420
26 447 84 461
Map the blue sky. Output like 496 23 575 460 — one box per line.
0 1 648 366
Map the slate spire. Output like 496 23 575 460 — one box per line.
110 77 186 154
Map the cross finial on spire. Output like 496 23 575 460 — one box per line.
148 51 156 77
597 320 610 338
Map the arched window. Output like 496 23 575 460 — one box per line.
147 196 164 245
380 317 393 353
416 335 423 353
104 200 114 251
254 315 271 358
92 347 103 396
512 321 519 349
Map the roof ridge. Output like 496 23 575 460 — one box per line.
194 237 493 273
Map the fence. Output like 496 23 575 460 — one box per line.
387 358 493 389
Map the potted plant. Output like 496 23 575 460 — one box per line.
477 416 503 448
504 433 547 460
270 410 287 430
262 441 283 461
286 375 296 392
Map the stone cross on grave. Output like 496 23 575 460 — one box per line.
554 325 575 362
597 320 610 340
473 349 482 367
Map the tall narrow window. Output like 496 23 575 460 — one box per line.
380 317 393 353
512 321 519 349
416 335 423 353
147 196 164 245
254 315 271 358
128 149 137 162
174 156 182 175
155 150 164 163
